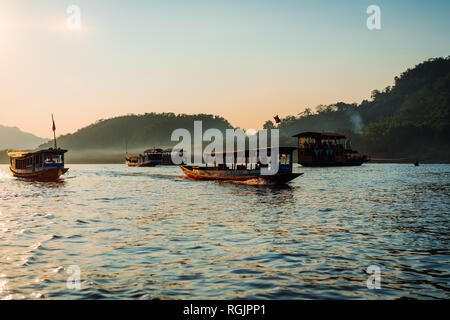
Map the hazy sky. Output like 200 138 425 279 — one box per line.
1 0 449 138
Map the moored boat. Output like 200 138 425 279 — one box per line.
180 147 303 184
161 148 184 165
293 131 369 167
125 148 163 167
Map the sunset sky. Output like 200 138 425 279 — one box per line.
1 0 449 138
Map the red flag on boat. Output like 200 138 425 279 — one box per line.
273 115 281 124
52 114 56 132
51 114 58 148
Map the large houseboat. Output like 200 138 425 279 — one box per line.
293 131 368 167
161 148 184 165
125 148 163 167
8 148 68 180
180 147 303 184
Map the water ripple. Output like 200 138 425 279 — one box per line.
0 163 449 299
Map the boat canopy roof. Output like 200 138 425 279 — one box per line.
207 146 297 157
7 148 67 159
292 131 346 139
163 148 183 153
144 148 164 154
7 151 30 158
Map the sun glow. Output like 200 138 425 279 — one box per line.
66 5 81 31
0 9 13 45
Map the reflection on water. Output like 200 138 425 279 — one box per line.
0 164 449 299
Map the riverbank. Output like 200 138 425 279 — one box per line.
1 150 449 165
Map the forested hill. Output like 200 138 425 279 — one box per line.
37 113 233 162
2 57 448 164
271 56 450 161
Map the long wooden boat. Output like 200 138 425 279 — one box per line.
180 166 302 183
180 147 303 184
125 148 163 167
8 149 69 181
293 131 369 167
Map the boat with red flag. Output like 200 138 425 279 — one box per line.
180 147 303 184
8 149 69 180
7 115 69 181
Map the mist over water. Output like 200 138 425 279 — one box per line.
0 164 449 299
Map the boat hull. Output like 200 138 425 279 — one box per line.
10 167 69 181
299 159 365 167
180 166 302 184
126 161 159 167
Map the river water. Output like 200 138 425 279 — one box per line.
0 164 448 299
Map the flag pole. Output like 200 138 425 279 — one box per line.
52 114 57 149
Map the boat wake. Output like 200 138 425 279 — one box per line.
0 171 12 180
228 178 276 186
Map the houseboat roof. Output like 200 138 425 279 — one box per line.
144 148 164 154
7 148 67 159
292 131 347 139
163 148 183 153
207 146 298 157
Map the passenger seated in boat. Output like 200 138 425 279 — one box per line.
45 156 56 163
256 161 268 169
218 164 228 170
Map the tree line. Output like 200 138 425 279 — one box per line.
270 56 450 161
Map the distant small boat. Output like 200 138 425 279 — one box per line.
125 148 163 167
180 147 303 184
161 148 184 165
413 160 419 166
8 149 68 181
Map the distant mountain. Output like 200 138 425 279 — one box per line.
0 125 47 150
38 113 234 163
